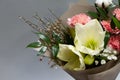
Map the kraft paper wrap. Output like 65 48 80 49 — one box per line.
44 1 120 80
59 1 120 80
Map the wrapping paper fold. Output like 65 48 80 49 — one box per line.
60 1 120 80
64 60 120 80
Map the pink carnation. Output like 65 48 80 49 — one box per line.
67 13 91 27
101 20 120 34
113 8 120 21
108 34 120 52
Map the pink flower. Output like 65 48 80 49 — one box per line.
108 34 120 52
101 20 120 34
113 8 120 21
67 13 91 27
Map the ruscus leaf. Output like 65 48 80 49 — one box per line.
52 31 61 43
26 42 41 48
52 45 59 58
87 11 99 18
37 46 47 56
34 32 51 44
104 32 110 48
96 7 108 19
112 16 120 29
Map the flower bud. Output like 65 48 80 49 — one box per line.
95 0 113 8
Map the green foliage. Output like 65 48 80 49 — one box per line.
111 17 116 29
104 32 110 48
111 16 120 29
107 4 116 10
52 45 59 58
26 42 41 48
52 31 61 44
119 0 120 6
35 32 51 44
37 46 47 56
96 7 108 20
87 11 99 19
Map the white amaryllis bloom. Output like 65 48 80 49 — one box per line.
57 44 85 70
95 0 113 8
74 19 105 55
57 19 105 70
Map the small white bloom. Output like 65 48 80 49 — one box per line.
113 50 118 55
111 55 117 60
103 49 111 53
95 0 113 8
95 60 99 65
107 56 112 60
102 53 109 57
101 59 106 65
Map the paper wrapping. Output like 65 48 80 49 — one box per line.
59 0 120 80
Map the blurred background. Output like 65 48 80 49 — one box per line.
0 0 119 80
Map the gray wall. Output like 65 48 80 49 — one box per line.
0 0 119 80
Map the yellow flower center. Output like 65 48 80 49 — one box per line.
84 39 98 50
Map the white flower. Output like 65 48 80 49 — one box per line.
57 19 105 70
57 44 85 70
32 19 107 70
74 19 105 55
101 59 106 65
95 60 99 65
95 0 113 8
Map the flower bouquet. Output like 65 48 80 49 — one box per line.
20 0 120 80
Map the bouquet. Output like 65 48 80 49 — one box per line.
20 0 120 80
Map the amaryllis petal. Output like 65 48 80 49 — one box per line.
74 19 105 55
57 44 85 70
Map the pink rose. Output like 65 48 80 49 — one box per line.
113 8 120 21
67 13 91 27
108 34 120 52
101 20 120 34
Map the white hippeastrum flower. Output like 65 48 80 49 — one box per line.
57 44 85 70
57 19 105 70
74 19 105 55
95 0 113 8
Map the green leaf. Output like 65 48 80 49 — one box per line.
37 46 47 56
26 42 41 48
111 18 116 29
104 32 110 48
52 45 59 58
119 0 120 6
87 11 99 19
96 7 108 19
65 33 74 45
33 32 51 44
112 16 120 29
52 31 61 43
107 4 116 10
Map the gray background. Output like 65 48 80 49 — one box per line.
0 0 120 80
